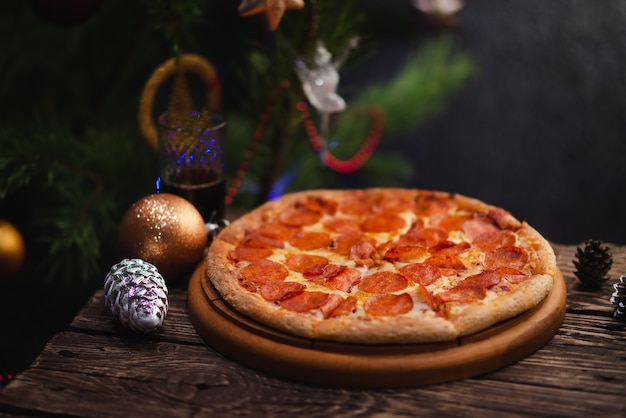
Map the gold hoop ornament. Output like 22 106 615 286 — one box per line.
138 54 222 151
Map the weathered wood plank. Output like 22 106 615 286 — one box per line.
1 334 624 418
6 368 624 418
2 326 625 418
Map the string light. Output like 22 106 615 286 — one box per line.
0 373 17 385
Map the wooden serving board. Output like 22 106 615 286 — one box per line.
188 264 566 388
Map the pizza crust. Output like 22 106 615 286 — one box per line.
448 274 553 337
205 188 557 344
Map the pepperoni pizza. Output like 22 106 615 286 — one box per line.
206 189 556 344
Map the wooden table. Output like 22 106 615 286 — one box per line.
1 243 625 417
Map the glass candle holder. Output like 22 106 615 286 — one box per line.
157 110 226 224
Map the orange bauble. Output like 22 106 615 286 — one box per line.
118 194 207 282
0 219 25 282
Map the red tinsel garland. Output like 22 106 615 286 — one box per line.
225 80 385 205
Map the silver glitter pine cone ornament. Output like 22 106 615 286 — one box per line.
104 258 169 333
573 239 613 289
610 275 626 319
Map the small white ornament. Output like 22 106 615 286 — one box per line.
295 38 358 114
104 258 169 333
413 0 464 15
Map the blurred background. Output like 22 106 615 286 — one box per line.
1 0 625 384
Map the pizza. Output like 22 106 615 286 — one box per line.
205 188 556 344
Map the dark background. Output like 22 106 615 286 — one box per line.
378 0 626 245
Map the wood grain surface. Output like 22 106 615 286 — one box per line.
0 243 625 418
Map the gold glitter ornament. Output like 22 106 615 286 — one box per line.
0 219 25 282
118 194 207 281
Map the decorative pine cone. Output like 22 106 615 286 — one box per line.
573 239 613 289
104 258 169 333
610 275 626 319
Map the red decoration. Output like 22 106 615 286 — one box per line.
0 372 17 385
296 101 385 174
225 80 385 205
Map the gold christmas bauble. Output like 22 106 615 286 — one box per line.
118 193 207 281
0 219 25 282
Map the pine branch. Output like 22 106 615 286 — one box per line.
353 36 474 134
0 125 157 286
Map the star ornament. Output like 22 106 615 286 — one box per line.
238 0 305 31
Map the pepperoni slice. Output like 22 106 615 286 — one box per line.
404 219 425 235
303 263 345 282
289 231 332 251
398 263 442 286
285 254 328 273
435 286 486 303
428 240 454 252
338 194 376 216
408 227 449 249
416 283 439 313
280 291 329 312
472 229 517 252
393 221 428 246
240 259 289 285
414 193 451 216
484 245 528 271
423 253 466 271
432 241 471 256
435 271 504 304
238 278 258 292
496 266 528 284
349 239 377 267
435 214 473 232
360 213 406 233
460 271 502 289
383 245 429 262
229 246 273 262
319 294 344 319
326 267 361 292
462 217 500 242
329 296 357 317
240 231 284 249
306 197 338 215
258 222 299 241
487 207 521 230
259 281 305 301
359 271 408 294
371 193 416 214
364 293 413 316
278 204 323 227
323 217 360 233
331 232 376 257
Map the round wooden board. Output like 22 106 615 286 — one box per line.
188 264 566 388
